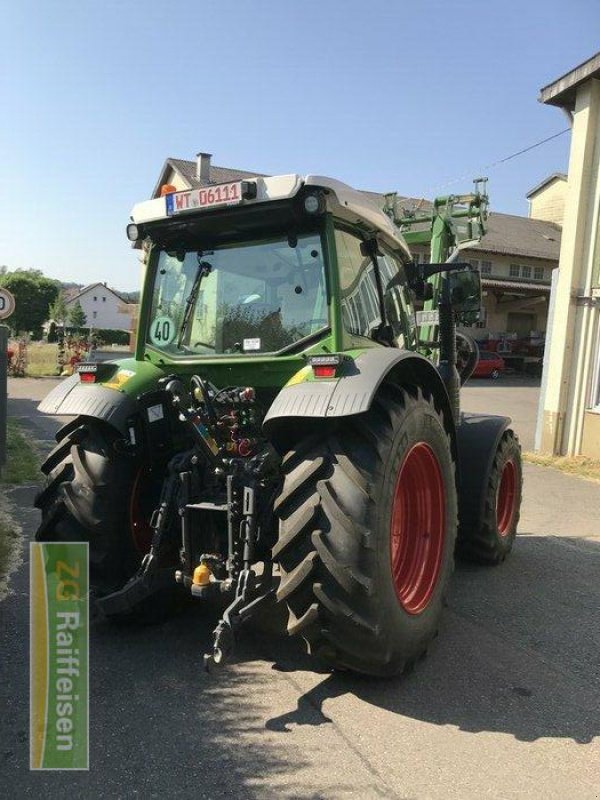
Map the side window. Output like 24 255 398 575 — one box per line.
335 228 382 337
377 249 416 349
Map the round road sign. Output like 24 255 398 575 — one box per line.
0 288 15 321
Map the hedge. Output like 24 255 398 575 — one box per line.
62 327 131 346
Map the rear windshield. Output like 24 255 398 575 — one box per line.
146 232 329 357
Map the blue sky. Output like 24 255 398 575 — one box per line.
1 0 599 290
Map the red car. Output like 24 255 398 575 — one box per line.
472 350 505 379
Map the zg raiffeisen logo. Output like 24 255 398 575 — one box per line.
30 543 89 770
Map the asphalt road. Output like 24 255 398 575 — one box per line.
1 377 599 799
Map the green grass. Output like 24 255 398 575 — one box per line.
0 419 39 600
2 418 41 484
523 451 600 483
23 342 61 377
0 495 22 601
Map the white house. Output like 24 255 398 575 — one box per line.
65 282 132 330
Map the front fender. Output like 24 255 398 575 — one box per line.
455 412 512 528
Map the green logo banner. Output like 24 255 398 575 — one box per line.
30 542 89 770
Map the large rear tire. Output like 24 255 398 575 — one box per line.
273 384 457 677
35 417 172 619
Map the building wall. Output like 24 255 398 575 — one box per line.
539 78 600 455
528 178 568 224
581 412 600 458
66 286 131 330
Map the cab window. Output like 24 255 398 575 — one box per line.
377 248 416 349
335 228 382 338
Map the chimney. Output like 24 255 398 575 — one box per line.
195 152 212 184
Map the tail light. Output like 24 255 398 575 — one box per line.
308 354 342 379
77 364 98 383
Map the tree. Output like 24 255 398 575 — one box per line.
68 300 87 328
47 321 58 343
49 291 68 326
0 269 60 339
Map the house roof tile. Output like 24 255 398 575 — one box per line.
65 282 129 305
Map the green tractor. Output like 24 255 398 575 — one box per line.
35 174 522 676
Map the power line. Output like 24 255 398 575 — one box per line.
424 127 571 196
488 127 571 167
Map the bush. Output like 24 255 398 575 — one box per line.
64 327 130 346
96 329 130 347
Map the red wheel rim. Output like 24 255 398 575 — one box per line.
129 465 155 553
390 443 445 615
496 459 517 537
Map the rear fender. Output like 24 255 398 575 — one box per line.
38 373 138 435
263 349 457 453
37 360 165 435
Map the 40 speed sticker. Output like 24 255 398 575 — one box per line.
150 315 176 347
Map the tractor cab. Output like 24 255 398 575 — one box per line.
129 175 418 379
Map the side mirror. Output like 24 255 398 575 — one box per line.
388 261 481 319
449 268 481 325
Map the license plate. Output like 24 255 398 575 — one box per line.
165 182 243 215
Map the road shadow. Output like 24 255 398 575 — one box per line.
264 534 600 744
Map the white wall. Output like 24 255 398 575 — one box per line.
66 285 132 330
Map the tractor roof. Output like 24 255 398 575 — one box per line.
130 174 411 258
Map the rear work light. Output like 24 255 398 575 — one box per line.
308 354 342 379
303 190 326 215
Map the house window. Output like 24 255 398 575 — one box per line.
93 311 97 319
480 260 492 275
534 266 544 280
468 259 479 269
521 265 531 279
93 296 97 301
509 264 520 278
102 296 106 302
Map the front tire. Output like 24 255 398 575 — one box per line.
457 430 522 564
273 385 457 677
